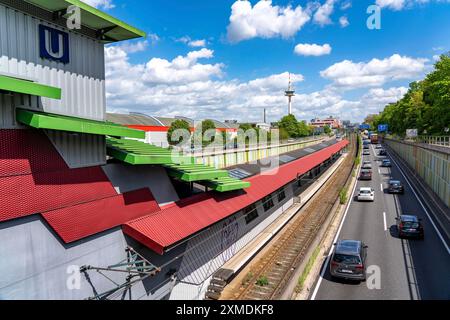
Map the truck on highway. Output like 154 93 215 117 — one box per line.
370 134 379 144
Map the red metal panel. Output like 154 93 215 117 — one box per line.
123 140 349 254
0 166 117 222
43 188 161 243
0 129 118 223
0 129 68 177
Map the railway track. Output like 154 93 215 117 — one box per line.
230 135 357 300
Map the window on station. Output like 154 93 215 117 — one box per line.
262 195 275 212
243 204 259 224
277 188 286 202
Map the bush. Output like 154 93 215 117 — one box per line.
339 188 348 205
256 276 269 287
167 119 191 146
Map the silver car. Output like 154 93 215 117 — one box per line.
362 161 372 169
330 240 368 281
357 187 375 201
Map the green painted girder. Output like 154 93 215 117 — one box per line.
106 137 193 165
200 177 251 192
24 0 145 42
164 163 230 182
17 109 145 139
0 75 61 99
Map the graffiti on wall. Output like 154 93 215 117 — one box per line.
220 216 239 263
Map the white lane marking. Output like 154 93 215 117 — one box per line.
383 212 388 231
388 150 450 255
381 183 384 192
378 168 381 174
310 154 361 300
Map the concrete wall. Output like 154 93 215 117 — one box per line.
46 130 106 168
386 139 450 208
101 164 180 206
0 215 149 300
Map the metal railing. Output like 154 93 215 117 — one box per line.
418 136 450 148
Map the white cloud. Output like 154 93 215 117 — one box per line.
320 54 428 89
226 0 311 43
114 40 149 54
104 45 310 122
313 0 336 26
294 43 332 56
339 16 350 28
376 0 406 10
176 36 207 47
103 48 413 123
188 39 207 47
376 0 450 10
81 0 114 9
341 1 352 10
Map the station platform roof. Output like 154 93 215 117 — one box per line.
123 139 349 255
24 0 145 42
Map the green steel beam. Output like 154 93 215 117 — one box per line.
24 0 146 42
0 75 61 99
166 167 229 182
17 109 145 139
200 177 251 192
106 137 250 190
106 137 193 165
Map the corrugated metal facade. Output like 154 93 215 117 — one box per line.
0 5 106 121
0 92 16 128
0 4 107 167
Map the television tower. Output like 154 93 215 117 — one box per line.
285 73 295 115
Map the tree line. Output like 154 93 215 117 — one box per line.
368 54 450 136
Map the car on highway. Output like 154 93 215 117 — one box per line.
396 215 424 239
379 149 387 156
330 240 368 281
362 161 372 169
359 169 372 181
376 144 383 149
363 150 371 156
363 144 370 150
388 180 404 194
357 187 375 201
381 159 392 167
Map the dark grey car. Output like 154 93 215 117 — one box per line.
330 240 368 281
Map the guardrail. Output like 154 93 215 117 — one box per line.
418 136 450 148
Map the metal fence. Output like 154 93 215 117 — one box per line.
418 136 450 148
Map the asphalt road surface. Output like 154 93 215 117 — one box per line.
310 143 450 300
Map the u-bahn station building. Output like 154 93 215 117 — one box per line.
0 0 348 300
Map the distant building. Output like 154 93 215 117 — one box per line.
310 116 342 129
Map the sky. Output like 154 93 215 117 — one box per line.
83 0 450 123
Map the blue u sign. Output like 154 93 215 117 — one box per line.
39 25 70 64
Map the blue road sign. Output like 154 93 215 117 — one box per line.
360 124 370 130
378 124 388 132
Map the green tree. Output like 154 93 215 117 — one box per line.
167 119 191 146
297 120 311 137
324 125 332 135
193 119 217 146
279 114 299 138
374 54 450 136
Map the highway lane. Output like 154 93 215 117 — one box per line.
311 142 450 300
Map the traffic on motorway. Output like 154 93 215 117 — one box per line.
311 135 450 300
